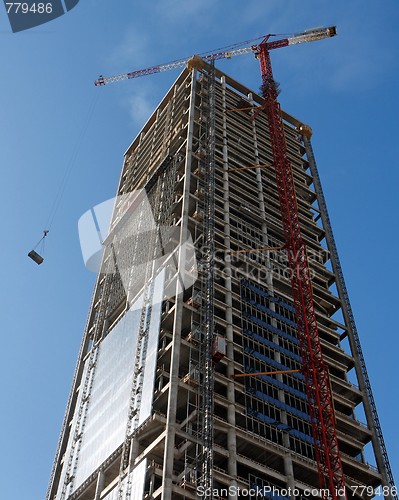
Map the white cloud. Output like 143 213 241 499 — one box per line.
127 86 157 128
105 24 153 74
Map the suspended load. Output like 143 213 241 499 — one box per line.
212 335 226 364
28 250 44 265
28 230 49 265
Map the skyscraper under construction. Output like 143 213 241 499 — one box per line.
47 61 396 500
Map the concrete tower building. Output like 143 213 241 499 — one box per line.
47 63 395 500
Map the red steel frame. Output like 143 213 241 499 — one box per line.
258 40 346 498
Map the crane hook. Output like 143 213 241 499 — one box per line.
28 229 49 265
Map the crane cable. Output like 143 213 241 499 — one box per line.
28 93 98 263
32 229 49 252
195 32 296 58
130 32 293 78
45 93 99 231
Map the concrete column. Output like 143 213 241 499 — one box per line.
283 454 296 494
162 70 197 500
94 470 105 500
130 436 140 466
221 76 238 494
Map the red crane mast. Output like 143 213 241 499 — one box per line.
258 34 345 497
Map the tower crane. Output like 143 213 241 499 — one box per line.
96 26 349 498
95 27 336 86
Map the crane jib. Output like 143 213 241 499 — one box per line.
94 26 337 86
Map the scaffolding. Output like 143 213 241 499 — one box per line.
199 61 216 496
184 62 217 496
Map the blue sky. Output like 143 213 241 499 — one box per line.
0 1 398 498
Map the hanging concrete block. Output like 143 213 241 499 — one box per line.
28 250 44 265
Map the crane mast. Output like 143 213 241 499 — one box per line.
257 39 345 497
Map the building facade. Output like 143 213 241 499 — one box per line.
47 63 395 500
